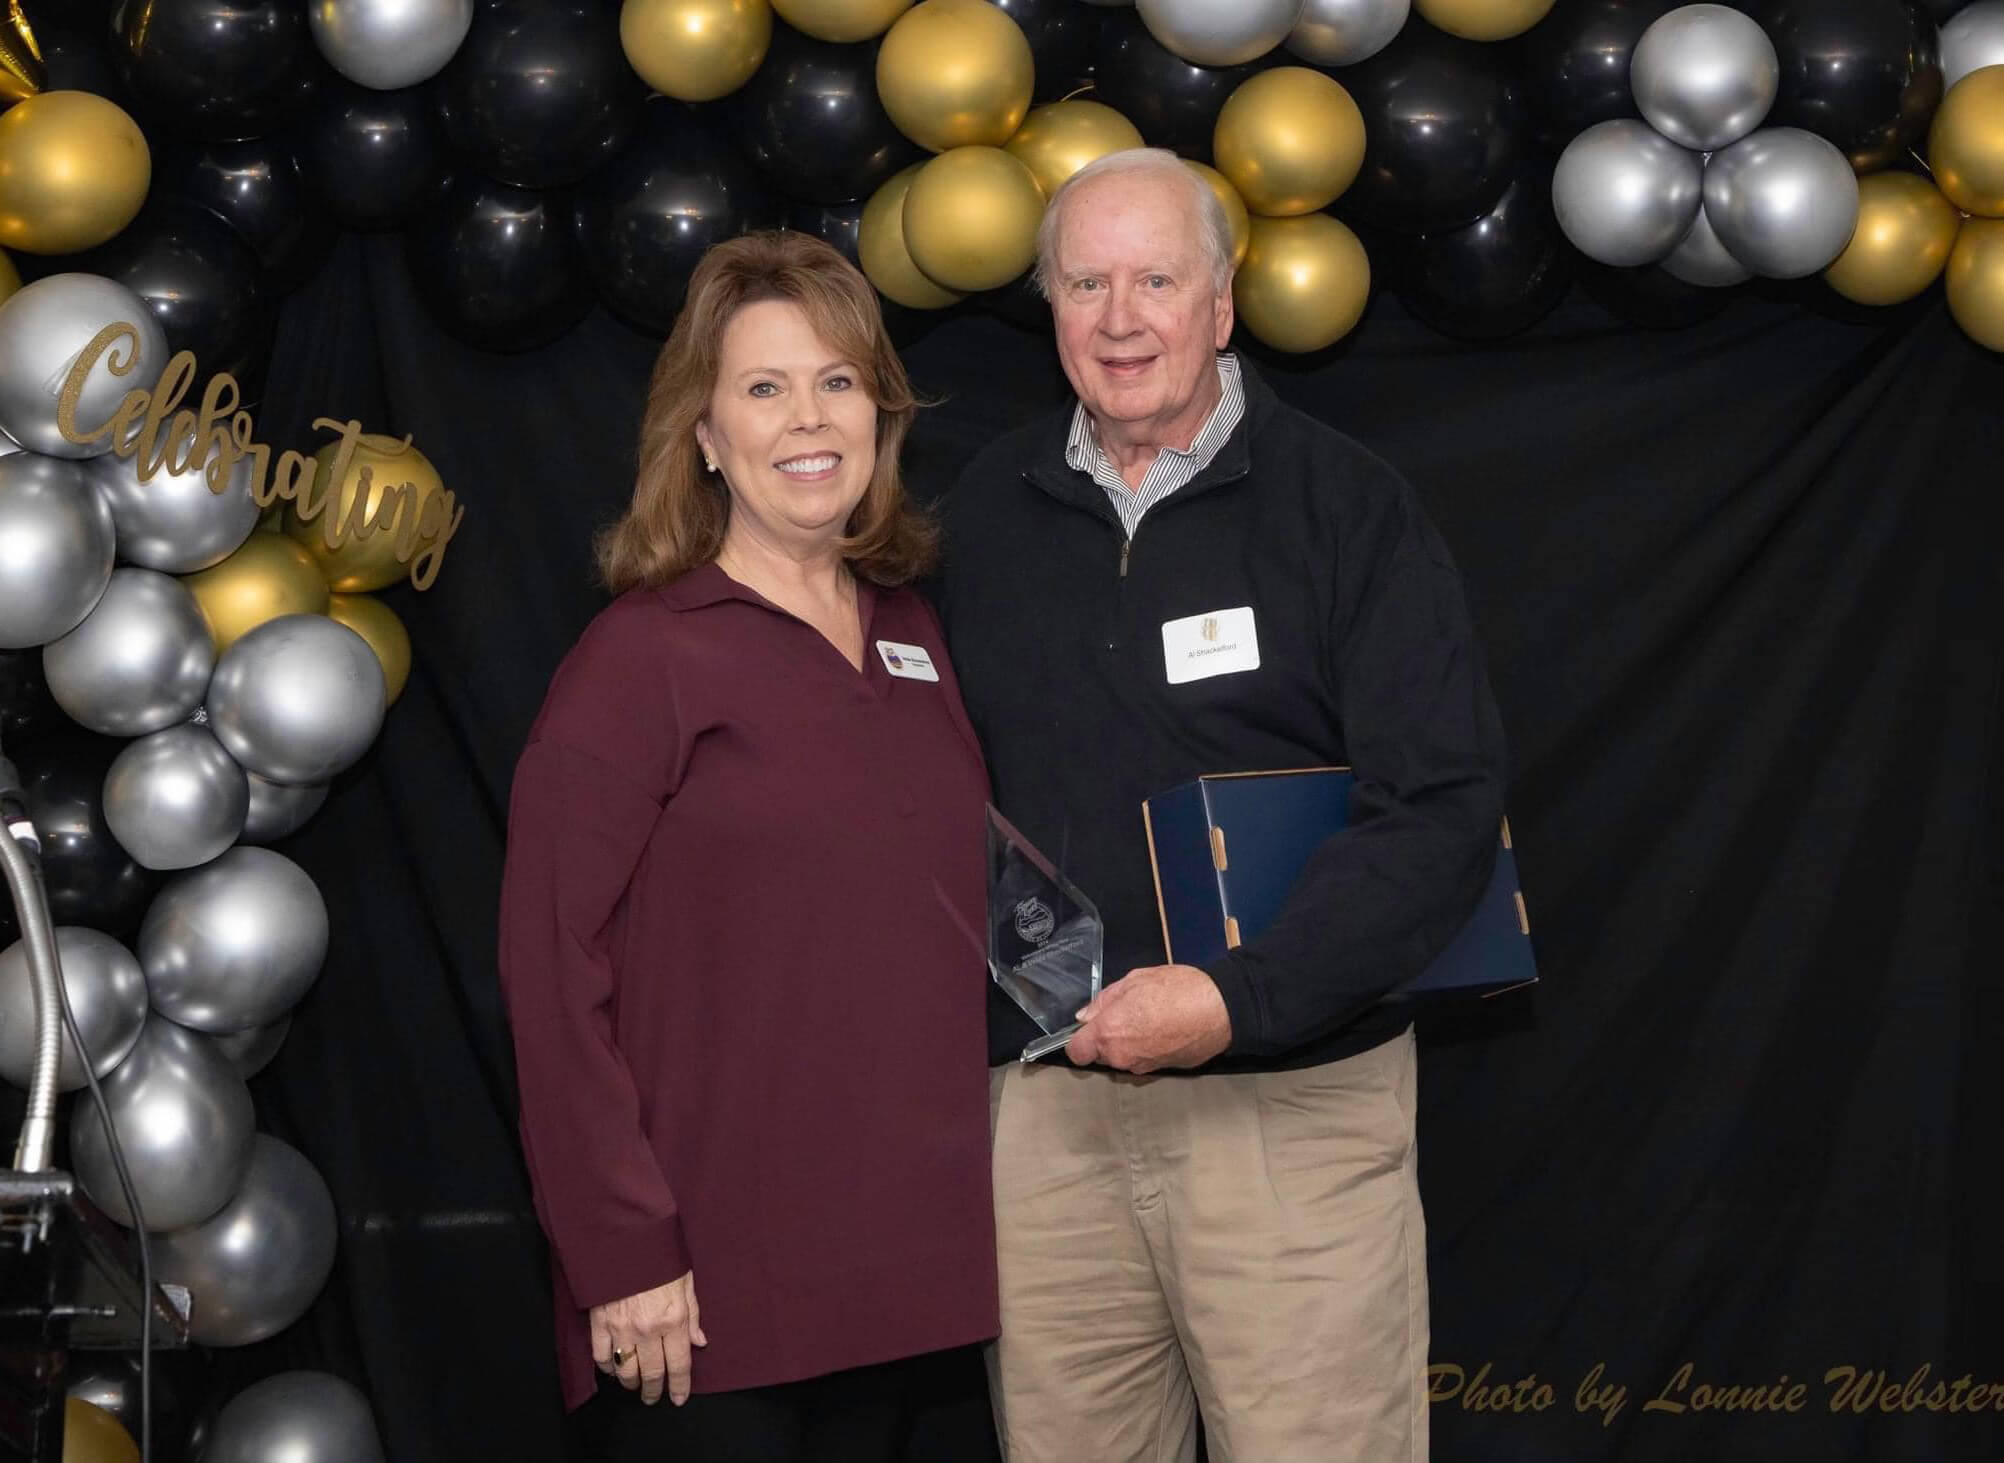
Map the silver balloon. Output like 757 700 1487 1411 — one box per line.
214 1014 292 1078
1661 202 1752 287
0 453 113 649
83 434 259 574
206 614 387 785
240 773 331 844
1553 120 1704 267
153 1134 337 1346
1630 3 1779 152
70 1014 255 1231
310 0 474 91
0 927 147 1091
43 568 215 736
1703 127 1860 279
102 724 249 872
0 274 169 460
203 1373 386 1463
1285 0 1407 66
1136 0 1303 66
1943 1 2004 92
140 847 329 1034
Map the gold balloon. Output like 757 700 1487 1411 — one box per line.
283 435 450 593
859 164 963 308
902 145 1044 292
1005 100 1143 199
772 0 911 42
1931 65 2004 217
183 533 330 655
619 0 771 103
1823 171 1960 306
1184 161 1250 269
1415 0 1557 42
0 90 149 254
1947 216 2004 351
1212 67 1365 218
1234 213 1371 353
0 0 44 107
875 0 1033 152
63 1398 138 1463
327 593 412 705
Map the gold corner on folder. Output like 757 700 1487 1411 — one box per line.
1209 825 1229 871
1224 916 1241 948
1513 890 1530 935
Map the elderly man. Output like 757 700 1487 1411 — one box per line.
935 149 1507 1462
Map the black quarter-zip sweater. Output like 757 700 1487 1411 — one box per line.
937 361 1509 1072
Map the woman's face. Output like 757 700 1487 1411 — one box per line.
695 299 878 558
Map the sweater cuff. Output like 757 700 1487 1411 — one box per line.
556 1213 693 1310
1204 952 1265 1059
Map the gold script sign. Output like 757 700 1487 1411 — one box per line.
54 321 465 591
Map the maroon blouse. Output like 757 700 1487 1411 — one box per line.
498 564 998 1409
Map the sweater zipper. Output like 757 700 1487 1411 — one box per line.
1109 529 1133 651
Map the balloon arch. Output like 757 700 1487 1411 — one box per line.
0 0 1999 1458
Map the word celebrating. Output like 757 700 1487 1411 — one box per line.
56 323 464 590
1429 1360 2004 1429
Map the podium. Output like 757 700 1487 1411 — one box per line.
0 1170 189 1462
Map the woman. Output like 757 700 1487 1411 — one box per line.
498 231 997 1462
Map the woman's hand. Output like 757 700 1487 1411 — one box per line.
591 1273 707 1406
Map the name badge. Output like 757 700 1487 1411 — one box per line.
876 639 940 681
1161 607 1260 684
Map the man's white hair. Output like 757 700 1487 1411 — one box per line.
1031 147 1236 301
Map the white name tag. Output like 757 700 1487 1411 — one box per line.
1161 606 1260 684
875 639 940 681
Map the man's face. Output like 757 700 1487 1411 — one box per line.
1048 171 1234 444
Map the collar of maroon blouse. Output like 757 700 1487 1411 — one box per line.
654 559 882 631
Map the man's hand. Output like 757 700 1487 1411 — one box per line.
591 1272 706 1406
1065 964 1232 1074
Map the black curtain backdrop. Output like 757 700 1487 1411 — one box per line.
195 232 2004 1463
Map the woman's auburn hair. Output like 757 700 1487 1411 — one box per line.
597 229 937 593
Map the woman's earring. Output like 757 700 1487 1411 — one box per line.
704 457 718 473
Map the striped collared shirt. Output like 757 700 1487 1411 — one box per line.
1065 354 1245 540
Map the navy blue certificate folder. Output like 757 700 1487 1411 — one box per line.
1143 768 1537 1001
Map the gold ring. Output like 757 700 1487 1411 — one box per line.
612 1346 631 1366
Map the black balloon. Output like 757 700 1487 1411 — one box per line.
786 198 866 267
1334 19 1524 235
1518 0 1681 148
406 174 594 352
1399 168 1572 341
573 101 779 337
436 0 645 190
992 0 1102 102
1092 11 1259 162
307 82 447 233
1910 0 1969 25
108 0 322 142
732 21 920 205
156 137 329 292
1745 0 1943 172
0 730 160 947
72 200 274 391
33 24 137 108
0 651 57 748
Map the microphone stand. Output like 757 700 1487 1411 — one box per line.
0 732 187 1463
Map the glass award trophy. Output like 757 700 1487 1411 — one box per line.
986 805 1103 1063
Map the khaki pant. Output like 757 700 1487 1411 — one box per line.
986 1030 1428 1463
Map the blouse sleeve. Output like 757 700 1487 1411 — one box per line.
497 597 693 1308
